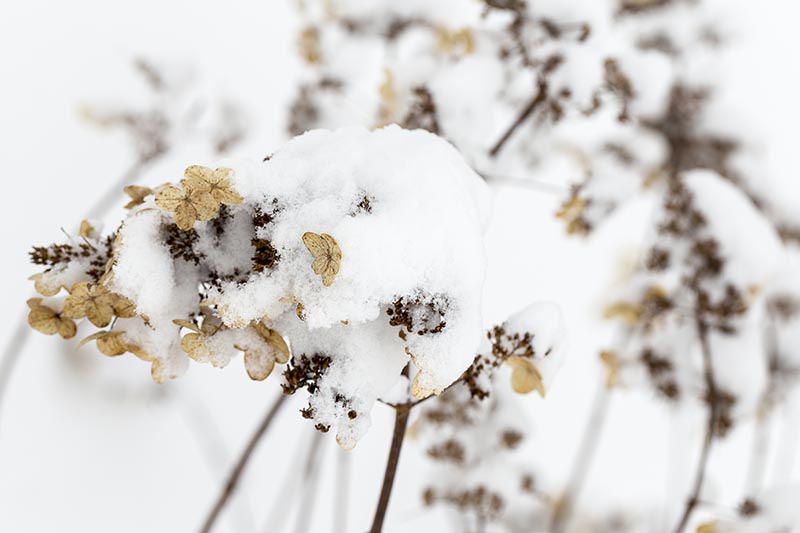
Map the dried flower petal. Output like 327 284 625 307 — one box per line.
253 322 291 363
79 331 132 357
180 333 212 362
28 272 62 297
62 282 115 327
182 165 243 205
505 356 545 396
78 220 96 239
599 350 620 388
302 232 342 286
172 318 202 333
123 185 154 209
155 185 219 230
27 298 76 339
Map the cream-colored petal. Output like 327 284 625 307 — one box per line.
506 356 545 396
28 305 59 335
243 349 275 381
182 165 214 193
154 185 185 213
173 202 198 231
191 191 220 221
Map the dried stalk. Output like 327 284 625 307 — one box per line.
670 320 718 533
369 404 411 533
294 431 326 533
200 392 288 533
549 380 612 533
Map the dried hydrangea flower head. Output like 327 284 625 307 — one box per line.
27 126 492 448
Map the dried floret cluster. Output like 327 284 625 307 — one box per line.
27 164 290 385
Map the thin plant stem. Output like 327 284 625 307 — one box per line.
670 320 718 533
549 380 612 533
369 404 411 533
488 78 548 158
200 392 288 533
294 431 326 533
263 428 315 532
334 447 351 533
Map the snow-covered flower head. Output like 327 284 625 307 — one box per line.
27 126 495 448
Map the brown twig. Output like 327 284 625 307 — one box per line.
200 392 288 533
488 78 548 158
549 380 612 533
369 404 411 533
671 319 718 533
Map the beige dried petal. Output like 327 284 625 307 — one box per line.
28 273 62 297
410 372 430 400
154 185 185 213
27 300 76 339
172 318 202 333
79 220 95 239
298 26 321 65
189 190 220 221
180 333 211 362
253 322 290 363
506 356 545 397
242 347 276 381
602 301 640 324
599 350 620 388
123 185 153 209
150 359 169 384
182 165 215 192
335 434 356 451
302 232 342 286
183 165 243 205
110 293 137 318
200 312 225 336
695 522 718 533
63 282 115 327
79 331 130 357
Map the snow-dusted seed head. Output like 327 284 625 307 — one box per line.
27 126 496 448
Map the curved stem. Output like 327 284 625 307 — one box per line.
549 381 612 533
369 404 411 533
0 317 32 429
200 392 288 533
671 320 718 533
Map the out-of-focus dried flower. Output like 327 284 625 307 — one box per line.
123 185 153 209
505 355 545 396
599 350 620 388
298 26 321 65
